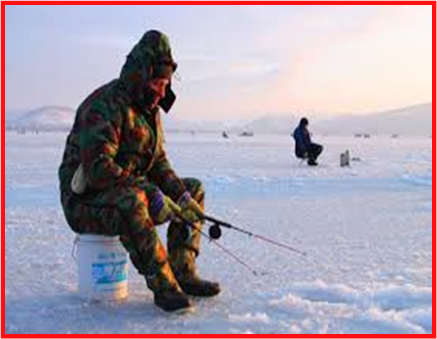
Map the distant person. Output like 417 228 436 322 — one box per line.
292 117 323 166
58 30 219 313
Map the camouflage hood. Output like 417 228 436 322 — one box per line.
119 30 177 111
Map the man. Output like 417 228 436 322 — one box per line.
59 30 220 313
293 117 323 166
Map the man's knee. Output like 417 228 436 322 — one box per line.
182 178 204 201
311 143 323 155
318 144 324 154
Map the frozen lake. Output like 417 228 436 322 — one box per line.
4 131 433 334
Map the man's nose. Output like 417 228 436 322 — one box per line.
156 86 166 99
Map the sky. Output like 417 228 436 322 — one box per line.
5 4 434 121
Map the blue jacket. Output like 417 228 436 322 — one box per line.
293 124 311 158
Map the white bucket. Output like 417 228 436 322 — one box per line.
76 234 129 301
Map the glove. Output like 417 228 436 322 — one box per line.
177 192 204 223
148 189 180 225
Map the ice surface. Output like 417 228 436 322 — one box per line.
4 131 432 334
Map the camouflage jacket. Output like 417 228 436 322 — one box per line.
58 31 186 203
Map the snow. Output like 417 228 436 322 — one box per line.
4 131 433 334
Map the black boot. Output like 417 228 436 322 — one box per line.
179 277 220 297
145 261 193 313
169 248 220 297
308 159 318 166
154 289 192 312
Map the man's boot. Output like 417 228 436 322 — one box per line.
308 159 318 166
169 248 220 297
146 261 193 312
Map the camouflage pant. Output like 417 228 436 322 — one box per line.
61 178 204 293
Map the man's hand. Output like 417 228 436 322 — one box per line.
149 190 180 224
177 192 204 222
149 189 206 226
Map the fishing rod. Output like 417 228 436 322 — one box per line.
202 214 307 257
169 198 307 274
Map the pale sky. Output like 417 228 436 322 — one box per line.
5 4 433 120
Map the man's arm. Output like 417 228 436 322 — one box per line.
78 107 133 190
303 127 312 147
148 114 187 202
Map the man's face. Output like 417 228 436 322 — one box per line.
145 78 170 110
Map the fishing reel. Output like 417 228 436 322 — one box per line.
179 222 222 241
208 223 222 240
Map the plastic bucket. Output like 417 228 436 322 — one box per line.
76 234 129 301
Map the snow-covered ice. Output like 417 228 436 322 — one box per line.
4 131 433 334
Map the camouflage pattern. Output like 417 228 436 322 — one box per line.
58 30 203 294
168 180 205 283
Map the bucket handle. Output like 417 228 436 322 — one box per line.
71 235 79 262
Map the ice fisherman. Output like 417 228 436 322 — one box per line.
292 117 323 166
58 30 220 313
